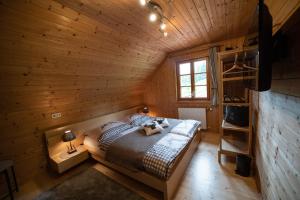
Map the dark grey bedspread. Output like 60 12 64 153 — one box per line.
105 119 181 172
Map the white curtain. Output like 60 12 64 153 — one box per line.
208 47 219 106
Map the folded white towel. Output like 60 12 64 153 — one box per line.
171 120 200 137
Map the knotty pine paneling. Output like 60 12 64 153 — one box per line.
266 0 300 34
54 0 258 52
0 0 297 186
144 37 245 132
0 0 149 184
253 7 300 200
270 6 300 97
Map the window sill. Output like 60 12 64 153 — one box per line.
176 99 211 106
177 98 210 102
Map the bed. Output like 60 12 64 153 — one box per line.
45 106 202 200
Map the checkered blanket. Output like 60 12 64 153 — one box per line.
99 123 134 152
142 133 191 179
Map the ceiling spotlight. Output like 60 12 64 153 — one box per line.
139 0 147 6
139 1 173 37
160 22 166 30
149 12 157 22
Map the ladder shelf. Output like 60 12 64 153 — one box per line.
218 47 257 164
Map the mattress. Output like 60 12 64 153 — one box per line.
85 118 200 180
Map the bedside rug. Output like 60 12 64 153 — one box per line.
35 168 144 200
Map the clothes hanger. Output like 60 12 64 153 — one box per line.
223 53 242 74
241 52 257 70
223 52 257 75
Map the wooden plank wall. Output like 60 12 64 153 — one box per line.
0 0 153 183
270 9 300 97
0 0 257 185
253 6 300 200
253 92 300 200
144 37 245 132
0 0 298 186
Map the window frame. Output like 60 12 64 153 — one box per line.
176 57 210 101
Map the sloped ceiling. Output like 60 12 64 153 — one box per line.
56 0 258 53
51 0 261 86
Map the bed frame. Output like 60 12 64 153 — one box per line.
45 106 201 200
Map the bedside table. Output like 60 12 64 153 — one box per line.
50 145 89 173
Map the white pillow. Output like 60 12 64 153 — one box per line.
143 121 163 136
155 118 170 128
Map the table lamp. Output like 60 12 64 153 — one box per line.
143 106 149 114
62 130 77 154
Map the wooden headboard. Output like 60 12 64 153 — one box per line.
45 106 142 157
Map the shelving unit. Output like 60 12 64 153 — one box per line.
223 76 256 82
222 120 250 133
222 102 250 106
218 46 258 163
221 138 248 155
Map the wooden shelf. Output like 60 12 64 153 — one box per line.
218 45 258 60
222 102 249 106
222 76 256 82
220 137 249 155
218 46 256 163
222 120 249 132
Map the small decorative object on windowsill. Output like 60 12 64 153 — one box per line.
62 130 77 154
142 106 149 114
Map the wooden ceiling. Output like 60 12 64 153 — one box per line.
56 0 258 53
266 0 300 33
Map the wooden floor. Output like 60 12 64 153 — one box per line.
15 132 261 200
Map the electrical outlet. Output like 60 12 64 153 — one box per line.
51 112 61 119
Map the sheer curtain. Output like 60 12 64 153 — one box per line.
208 47 219 106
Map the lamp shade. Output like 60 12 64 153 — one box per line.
62 130 76 142
143 106 149 114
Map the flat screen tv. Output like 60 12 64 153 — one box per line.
244 0 273 91
258 0 273 91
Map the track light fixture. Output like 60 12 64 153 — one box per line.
139 0 149 6
160 23 166 31
149 12 158 22
139 0 168 37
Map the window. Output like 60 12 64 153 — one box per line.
176 58 209 100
